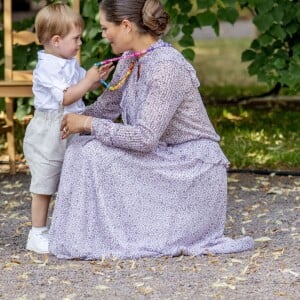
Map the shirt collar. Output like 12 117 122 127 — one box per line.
37 50 76 68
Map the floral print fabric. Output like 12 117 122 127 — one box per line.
49 40 254 259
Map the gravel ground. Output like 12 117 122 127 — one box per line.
0 168 299 300
0 16 297 300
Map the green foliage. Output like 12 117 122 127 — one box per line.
1 0 300 119
240 0 300 94
162 0 239 59
207 105 300 170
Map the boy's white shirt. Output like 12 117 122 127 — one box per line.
32 50 86 114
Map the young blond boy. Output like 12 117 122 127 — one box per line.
23 3 112 253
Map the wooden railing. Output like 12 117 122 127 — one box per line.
0 0 80 174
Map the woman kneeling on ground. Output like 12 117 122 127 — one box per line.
49 0 254 259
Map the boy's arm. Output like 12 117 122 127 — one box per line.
63 64 114 106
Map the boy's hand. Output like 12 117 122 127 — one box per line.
85 62 114 83
85 66 104 83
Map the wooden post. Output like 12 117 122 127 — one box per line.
72 0 80 12
4 0 16 174
72 0 81 63
0 0 81 174
4 0 12 80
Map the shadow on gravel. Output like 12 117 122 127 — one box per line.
0 171 299 299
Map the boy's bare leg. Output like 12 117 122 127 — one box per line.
31 193 51 227
26 193 51 254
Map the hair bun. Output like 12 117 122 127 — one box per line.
142 0 169 37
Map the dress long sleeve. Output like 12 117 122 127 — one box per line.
83 61 126 120
49 40 253 260
91 60 187 152
83 89 122 120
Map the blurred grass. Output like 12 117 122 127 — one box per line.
194 38 257 86
207 106 300 171
1 37 300 171
192 38 269 101
190 37 300 171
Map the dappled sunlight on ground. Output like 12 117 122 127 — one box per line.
0 172 299 299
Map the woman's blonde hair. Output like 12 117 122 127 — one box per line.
35 3 84 44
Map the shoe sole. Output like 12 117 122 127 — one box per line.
26 245 49 254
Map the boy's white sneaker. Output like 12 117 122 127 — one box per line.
26 229 49 254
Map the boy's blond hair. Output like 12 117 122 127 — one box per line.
35 3 84 44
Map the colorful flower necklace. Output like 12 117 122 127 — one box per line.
102 61 135 91
95 42 171 91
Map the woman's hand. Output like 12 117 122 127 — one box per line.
61 114 92 139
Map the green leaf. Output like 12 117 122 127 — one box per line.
177 14 189 24
239 0 249 7
282 3 295 25
167 7 179 18
273 40 284 50
16 98 33 120
274 49 289 61
82 2 95 18
182 25 194 35
271 6 284 22
260 45 274 57
181 48 195 61
196 11 217 27
297 7 300 22
281 58 300 89
189 16 199 28
250 39 260 50
286 22 298 37
217 7 239 24
167 25 181 38
258 34 273 46
84 27 100 39
273 58 286 70
178 34 195 48
248 60 261 76
292 44 300 56
212 21 220 36
178 1 193 13
270 25 286 41
197 0 216 9
253 14 274 32
242 49 257 62
248 52 269 76
222 0 236 4
256 0 273 14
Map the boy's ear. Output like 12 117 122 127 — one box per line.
50 35 61 47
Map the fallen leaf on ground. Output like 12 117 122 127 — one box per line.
137 286 154 295
212 280 236 290
95 285 110 291
254 236 272 242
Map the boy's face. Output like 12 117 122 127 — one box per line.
52 25 82 59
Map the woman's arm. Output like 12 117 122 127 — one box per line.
83 59 130 120
61 59 133 138
83 88 123 121
90 60 188 152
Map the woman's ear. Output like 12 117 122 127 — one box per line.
121 19 132 33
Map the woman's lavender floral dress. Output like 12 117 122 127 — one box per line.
49 40 254 259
